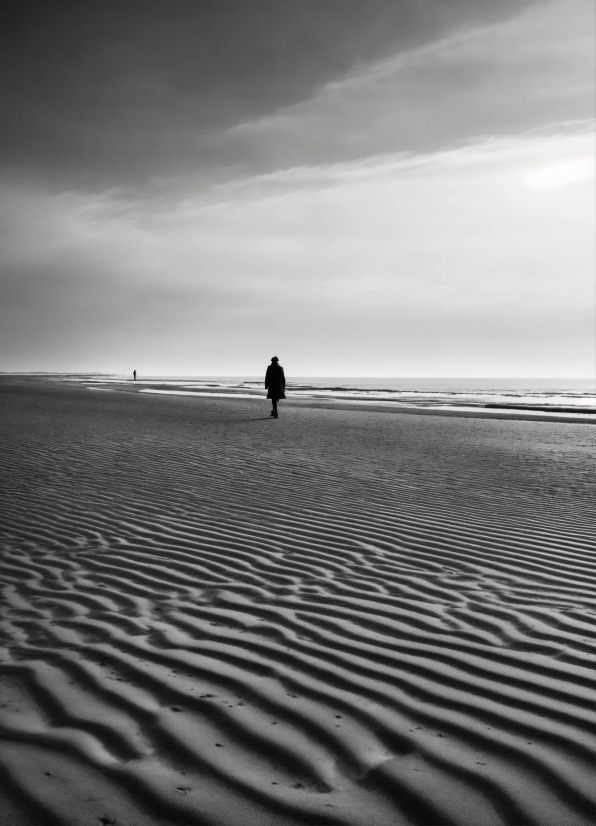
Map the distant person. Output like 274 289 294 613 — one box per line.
265 357 285 418
133 370 137 381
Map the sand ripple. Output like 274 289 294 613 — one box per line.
1 386 595 824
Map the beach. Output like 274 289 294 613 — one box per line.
0 377 595 826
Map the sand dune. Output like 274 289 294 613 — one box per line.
0 378 595 825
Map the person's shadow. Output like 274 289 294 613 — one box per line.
236 416 277 422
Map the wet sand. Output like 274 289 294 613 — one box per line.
1 377 595 825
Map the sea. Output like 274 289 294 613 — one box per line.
77 375 596 420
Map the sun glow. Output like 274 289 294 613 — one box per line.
524 156 595 189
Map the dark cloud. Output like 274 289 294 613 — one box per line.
1 0 534 185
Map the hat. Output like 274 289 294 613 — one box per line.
271 356 279 362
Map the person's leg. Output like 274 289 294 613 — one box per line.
272 398 278 417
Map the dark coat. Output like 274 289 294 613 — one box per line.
265 363 286 399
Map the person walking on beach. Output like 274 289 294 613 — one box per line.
265 357 285 418
133 369 136 381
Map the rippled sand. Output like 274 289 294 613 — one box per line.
1 377 595 825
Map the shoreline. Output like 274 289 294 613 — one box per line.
4 375 594 425
138 387 596 424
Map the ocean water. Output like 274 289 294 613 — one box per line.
81 375 596 418
249 376 596 411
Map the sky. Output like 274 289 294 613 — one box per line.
0 0 594 377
